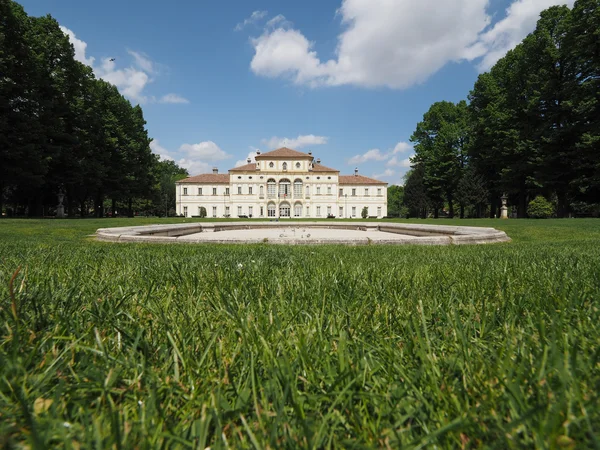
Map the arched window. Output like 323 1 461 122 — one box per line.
269 162 274 168
267 179 276 197
282 162 288 171
259 185 264 196
305 185 310 196
294 179 303 197
279 202 291 217
294 202 302 217
279 179 291 198
267 203 276 217
296 162 301 169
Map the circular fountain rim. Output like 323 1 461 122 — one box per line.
95 221 510 246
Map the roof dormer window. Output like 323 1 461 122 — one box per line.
269 162 274 168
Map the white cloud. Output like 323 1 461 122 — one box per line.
387 155 414 168
159 93 190 104
392 142 412 154
373 169 395 179
266 14 293 29
348 148 388 165
150 139 173 161
60 27 189 105
60 26 95 66
177 159 212 175
235 10 268 31
262 134 328 149
250 0 569 89
472 0 576 71
235 150 259 167
128 50 155 73
179 141 231 161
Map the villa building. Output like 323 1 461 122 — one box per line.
175 147 387 219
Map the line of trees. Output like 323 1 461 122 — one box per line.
0 0 188 217
404 0 599 218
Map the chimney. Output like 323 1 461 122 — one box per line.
308 151 312 156
316 158 321 164
354 167 358 176
213 167 218 174
256 150 261 155
247 157 252 164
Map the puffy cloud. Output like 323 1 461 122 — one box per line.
348 149 388 165
235 150 259 167
179 141 231 161
373 169 395 179
266 14 293 29
262 134 328 149
387 155 413 168
177 159 212 176
60 26 189 105
250 0 570 89
235 10 268 31
159 93 190 104
60 26 95 66
150 139 173 161
471 0 576 71
392 142 412 154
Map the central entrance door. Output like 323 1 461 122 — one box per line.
279 202 291 217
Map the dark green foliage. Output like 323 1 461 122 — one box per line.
199 206 207 218
0 0 181 217
386 185 406 217
361 206 368 218
404 166 429 218
528 195 555 218
0 218 599 447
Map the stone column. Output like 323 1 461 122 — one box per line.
56 189 66 218
500 194 508 219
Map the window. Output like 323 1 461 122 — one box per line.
198 187 202 195
377 188 382 196
249 206 253 217
212 206 217 217
238 206 242 216
365 188 369 196
327 186 332 195
327 206 331 216
316 206 321 217
238 186 242 195
282 162 288 171
294 179 302 197
339 206 343 217
316 186 321 195
294 203 302 217
267 203 276 217
352 207 356 217
377 207 382 217
279 179 291 197
249 186 253 195
305 185 310 196
269 162 274 168
183 206 188 217
352 188 356 196
260 185 264 196
225 206 230 216
213 188 217 195
296 162 301 169
267 179 277 197
306 206 310 217
260 206 264 217
339 188 343 197
183 188 188 195
226 187 230 195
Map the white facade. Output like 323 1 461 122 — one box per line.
176 147 387 219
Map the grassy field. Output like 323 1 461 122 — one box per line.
1 218 599 448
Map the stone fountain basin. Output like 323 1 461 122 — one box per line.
95 222 510 246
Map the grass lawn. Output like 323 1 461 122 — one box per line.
1 218 599 448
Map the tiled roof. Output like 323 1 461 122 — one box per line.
177 174 230 184
255 147 313 159
229 163 257 172
311 163 339 172
339 175 388 185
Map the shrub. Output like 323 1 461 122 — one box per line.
527 196 554 218
199 207 207 218
361 206 368 219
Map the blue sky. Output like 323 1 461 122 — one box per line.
20 0 574 184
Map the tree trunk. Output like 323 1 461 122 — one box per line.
460 205 465 219
448 197 454 218
95 193 104 218
128 198 133 218
434 208 439 219
111 199 116 217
